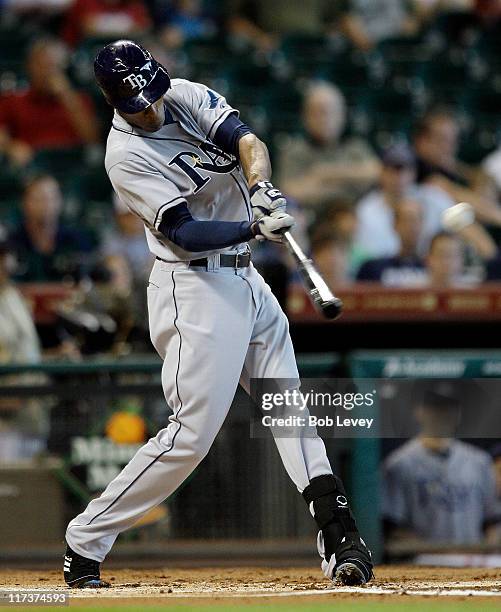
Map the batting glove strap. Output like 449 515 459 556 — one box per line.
253 211 295 243
249 181 287 220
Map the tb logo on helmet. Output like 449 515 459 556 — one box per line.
123 73 148 90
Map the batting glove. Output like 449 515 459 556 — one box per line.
252 211 295 243
250 181 287 220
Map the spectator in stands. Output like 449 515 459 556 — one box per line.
482 143 501 200
0 38 99 168
326 0 424 52
436 0 501 42
101 194 153 334
491 443 501 499
413 108 501 227
489 443 501 542
356 199 427 286
62 0 151 47
0 226 41 364
355 143 453 261
101 194 153 286
311 230 352 289
9 174 93 283
0 225 49 462
425 231 466 287
158 0 217 49
1 0 73 28
226 0 328 51
412 0 476 26
225 1 276 52
383 383 499 544
314 199 367 276
277 82 379 211
431 202 499 282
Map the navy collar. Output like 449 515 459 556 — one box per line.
163 103 175 126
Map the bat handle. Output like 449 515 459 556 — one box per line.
282 230 303 260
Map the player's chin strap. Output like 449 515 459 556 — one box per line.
302 474 362 575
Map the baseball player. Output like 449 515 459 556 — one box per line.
63 40 373 588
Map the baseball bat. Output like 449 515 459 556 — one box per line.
282 231 343 320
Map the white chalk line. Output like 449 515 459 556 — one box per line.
2 586 501 599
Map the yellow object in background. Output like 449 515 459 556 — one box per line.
105 410 146 444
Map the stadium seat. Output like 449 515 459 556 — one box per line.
0 25 32 78
182 37 232 84
30 148 86 182
279 34 333 79
318 49 386 97
261 82 302 136
60 167 113 243
0 167 23 224
70 36 124 89
378 34 433 94
458 125 498 164
460 87 501 116
354 88 416 144
472 23 501 63
222 58 282 136
416 48 478 102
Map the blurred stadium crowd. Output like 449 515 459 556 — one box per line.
1 1 501 358
1 0 501 550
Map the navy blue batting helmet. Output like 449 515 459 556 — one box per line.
94 40 170 114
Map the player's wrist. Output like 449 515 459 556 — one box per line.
250 221 260 237
249 180 271 196
239 220 260 241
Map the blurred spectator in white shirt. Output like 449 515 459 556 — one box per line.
355 143 453 261
356 198 428 286
0 226 48 462
0 227 40 364
482 146 501 197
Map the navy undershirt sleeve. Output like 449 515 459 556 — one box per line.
159 202 254 252
213 113 253 157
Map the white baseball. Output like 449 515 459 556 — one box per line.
442 202 475 232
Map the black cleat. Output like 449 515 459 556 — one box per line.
63 545 110 588
331 537 373 586
317 531 373 587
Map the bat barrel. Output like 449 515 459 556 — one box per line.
282 231 344 321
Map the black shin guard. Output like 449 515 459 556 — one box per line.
302 474 359 559
302 474 373 584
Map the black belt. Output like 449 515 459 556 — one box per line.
156 253 251 269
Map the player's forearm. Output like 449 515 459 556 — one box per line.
238 133 271 189
159 202 256 251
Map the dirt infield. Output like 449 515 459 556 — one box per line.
1 565 501 609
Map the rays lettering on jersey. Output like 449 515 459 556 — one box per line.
168 141 239 193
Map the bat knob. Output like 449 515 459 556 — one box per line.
321 298 344 320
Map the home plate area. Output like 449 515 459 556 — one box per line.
1 566 501 607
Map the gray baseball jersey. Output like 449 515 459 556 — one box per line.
382 439 497 543
105 78 252 262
